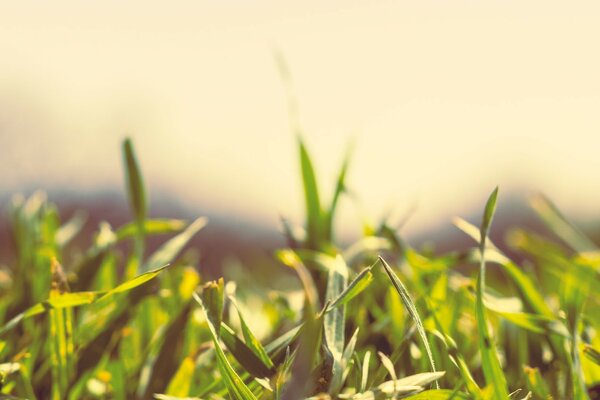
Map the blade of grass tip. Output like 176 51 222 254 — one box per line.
326 265 374 312
360 351 371 393
476 187 509 399
122 138 147 274
298 137 323 249
529 193 597 252
324 255 349 394
378 256 438 388
192 280 257 400
378 351 398 387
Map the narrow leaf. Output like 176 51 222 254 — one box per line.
475 188 509 399
192 289 257 400
378 256 438 387
143 217 207 273
298 137 323 249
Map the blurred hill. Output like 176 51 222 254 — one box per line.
3 187 597 277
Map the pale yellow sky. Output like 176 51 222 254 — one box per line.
1 1 600 234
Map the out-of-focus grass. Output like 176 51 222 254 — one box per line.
0 138 598 399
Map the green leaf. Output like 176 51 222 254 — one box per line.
143 217 207 273
192 288 257 400
298 137 323 249
98 264 170 301
322 255 349 394
201 279 225 335
326 266 374 312
378 256 438 387
220 323 274 378
228 296 275 371
115 219 187 242
0 265 169 336
122 138 147 231
475 188 509 399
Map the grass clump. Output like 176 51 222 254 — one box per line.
0 138 598 400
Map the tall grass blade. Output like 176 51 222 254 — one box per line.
475 188 509 398
298 138 323 249
122 138 147 231
378 256 438 388
122 138 147 275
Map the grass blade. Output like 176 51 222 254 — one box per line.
122 138 147 275
143 218 207 273
326 266 374 312
360 351 371 393
323 255 349 394
115 219 187 241
122 138 147 233
298 137 323 249
192 281 257 400
220 323 274 378
0 265 169 336
228 296 275 372
378 256 438 388
454 217 553 317
475 188 509 398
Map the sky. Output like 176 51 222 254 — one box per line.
1 1 600 235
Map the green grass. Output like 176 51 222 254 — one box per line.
0 138 599 399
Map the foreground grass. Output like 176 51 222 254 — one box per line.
0 138 599 399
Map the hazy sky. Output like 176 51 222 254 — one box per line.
1 1 600 234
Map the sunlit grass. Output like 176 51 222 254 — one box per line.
0 138 598 399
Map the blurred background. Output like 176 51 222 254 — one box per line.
2 0 600 271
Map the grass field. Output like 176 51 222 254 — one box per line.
0 138 599 399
